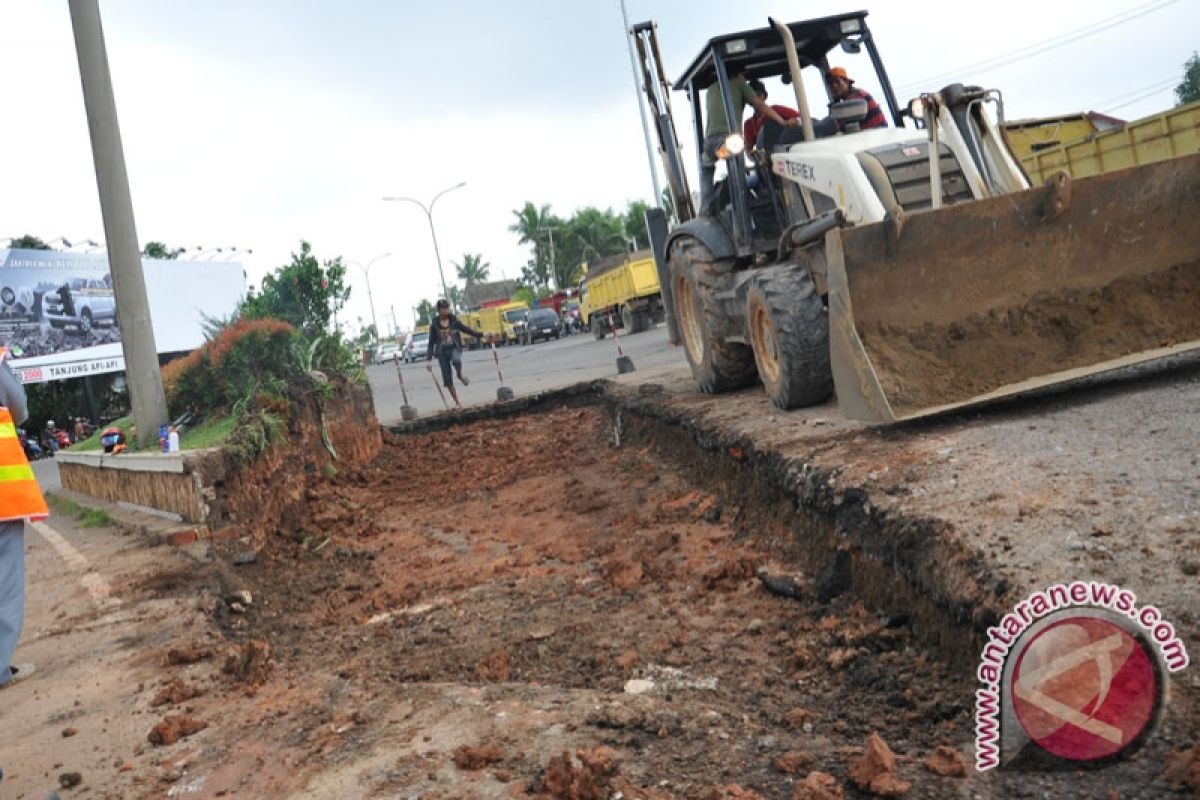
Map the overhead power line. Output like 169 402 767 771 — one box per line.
897 0 1180 92
1102 83 1180 113
1084 75 1180 110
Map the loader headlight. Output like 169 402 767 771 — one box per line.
908 97 925 121
716 133 745 159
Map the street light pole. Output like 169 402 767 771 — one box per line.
382 182 465 308
347 253 389 344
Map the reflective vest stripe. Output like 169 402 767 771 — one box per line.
0 481 49 524
0 464 36 482
0 405 49 523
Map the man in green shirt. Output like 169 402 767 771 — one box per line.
700 67 800 206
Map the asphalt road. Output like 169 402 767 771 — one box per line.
366 325 681 425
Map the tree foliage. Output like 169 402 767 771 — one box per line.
8 234 50 250
415 299 435 326
1177 52 1200 106
240 241 349 337
509 202 557 289
453 253 491 286
143 241 184 260
509 200 652 291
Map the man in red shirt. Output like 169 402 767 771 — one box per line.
826 67 887 131
744 80 800 149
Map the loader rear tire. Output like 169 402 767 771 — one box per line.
746 267 833 409
669 236 757 393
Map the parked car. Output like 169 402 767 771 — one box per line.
403 331 429 362
521 307 562 344
376 342 402 363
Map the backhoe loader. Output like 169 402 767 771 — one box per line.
633 11 1200 422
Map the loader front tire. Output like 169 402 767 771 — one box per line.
669 236 757 393
746 267 833 409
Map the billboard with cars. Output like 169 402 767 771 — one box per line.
0 248 245 384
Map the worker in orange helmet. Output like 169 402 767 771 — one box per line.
826 66 888 131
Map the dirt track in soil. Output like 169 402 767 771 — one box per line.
91 405 1193 798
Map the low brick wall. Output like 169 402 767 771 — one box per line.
57 449 226 524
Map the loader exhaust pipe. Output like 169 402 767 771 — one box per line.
769 17 814 142
923 97 943 209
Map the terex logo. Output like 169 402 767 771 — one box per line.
786 160 816 181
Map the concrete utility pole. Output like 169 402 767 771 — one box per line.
619 0 662 206
539 226 558 290
349 253 389 345
69 0 167 447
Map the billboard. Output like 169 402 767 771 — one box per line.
0 248 245 384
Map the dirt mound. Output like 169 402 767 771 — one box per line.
165 642 210 665
221 639 273 690
147 715 207 746
150 677 202 707
540 747 620 799
860 261 1200 413
452 744 505 770
849 733 910 797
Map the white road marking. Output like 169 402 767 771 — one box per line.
30 519 120 608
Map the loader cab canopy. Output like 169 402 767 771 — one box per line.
677 11 900 120
673 11 906 257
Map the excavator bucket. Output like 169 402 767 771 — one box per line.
827 153 1200 423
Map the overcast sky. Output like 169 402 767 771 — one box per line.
2 0 1196 336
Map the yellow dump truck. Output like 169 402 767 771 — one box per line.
457 303 527 347
1015 100 1200 184
1001 111 1123 162
579 250 663 340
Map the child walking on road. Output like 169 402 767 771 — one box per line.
425 299 486 408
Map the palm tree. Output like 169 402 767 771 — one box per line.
509 202 557 289
453 253 491 286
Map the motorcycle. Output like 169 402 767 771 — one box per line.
19 431 45 461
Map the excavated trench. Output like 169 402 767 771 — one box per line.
184 385 1192 798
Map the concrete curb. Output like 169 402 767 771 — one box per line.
44 488 224 548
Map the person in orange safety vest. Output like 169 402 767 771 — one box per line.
0 347 47 690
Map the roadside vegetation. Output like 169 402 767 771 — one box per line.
70 241 361 461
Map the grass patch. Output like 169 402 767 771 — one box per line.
179 414 237 450
46 493 85 516
68 413 235 453
79 507 114 528
46 493 114 528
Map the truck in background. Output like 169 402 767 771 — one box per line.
578 250 663 340
1007 100 1200 184
465 301 529 346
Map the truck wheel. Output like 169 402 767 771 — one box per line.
746 267 833 409
669 236 757 393
591 318 606 340
80 308 93 333
621 306 648 334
